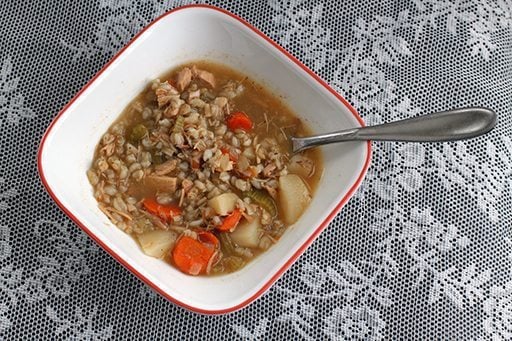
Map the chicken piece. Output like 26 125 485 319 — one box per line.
175 67 192 92
154 159 178 176
191 66 216 88
196 70 216 88
154 81 179 108
145 175 177 192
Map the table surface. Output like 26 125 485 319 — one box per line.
1 0 511 339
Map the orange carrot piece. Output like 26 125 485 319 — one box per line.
226 111 253 132
142 198 181 222
172 236 215 275
217 208 243 232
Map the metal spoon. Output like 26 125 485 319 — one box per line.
291 107 497 153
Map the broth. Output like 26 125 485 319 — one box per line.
88 61 323 275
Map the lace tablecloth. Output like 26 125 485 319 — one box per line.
1 0 511 339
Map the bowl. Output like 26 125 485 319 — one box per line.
38 5 371 313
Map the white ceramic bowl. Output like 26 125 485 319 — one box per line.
38 5 371 313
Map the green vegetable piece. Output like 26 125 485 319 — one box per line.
211 255 246 274
243 189 278 218
130 123 148 142
222 256 245 272
219 232 236 255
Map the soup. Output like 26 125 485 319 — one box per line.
87 61 323 275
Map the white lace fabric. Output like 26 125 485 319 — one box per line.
1 0 511 339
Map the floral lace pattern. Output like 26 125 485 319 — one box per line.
0 220 100 338
0 57 35 126
46 306 113 340
0 0 511 339
62 0 196 61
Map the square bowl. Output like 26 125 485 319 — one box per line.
38 5 371 313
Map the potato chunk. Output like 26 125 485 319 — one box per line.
229 216 261 248
278 174 311 224
137 230 177 258
208 192 239 215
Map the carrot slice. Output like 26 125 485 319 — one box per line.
226 111 253 132
142 198 181 222
172 236 215 275
217 208 243 232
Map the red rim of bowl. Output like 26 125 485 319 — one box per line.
37 4 372 314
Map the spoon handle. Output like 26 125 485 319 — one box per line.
291 107 496 153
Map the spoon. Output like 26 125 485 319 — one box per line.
291 107 497 153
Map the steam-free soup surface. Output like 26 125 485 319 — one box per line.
88 61 323 275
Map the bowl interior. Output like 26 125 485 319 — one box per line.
39 6 369 312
